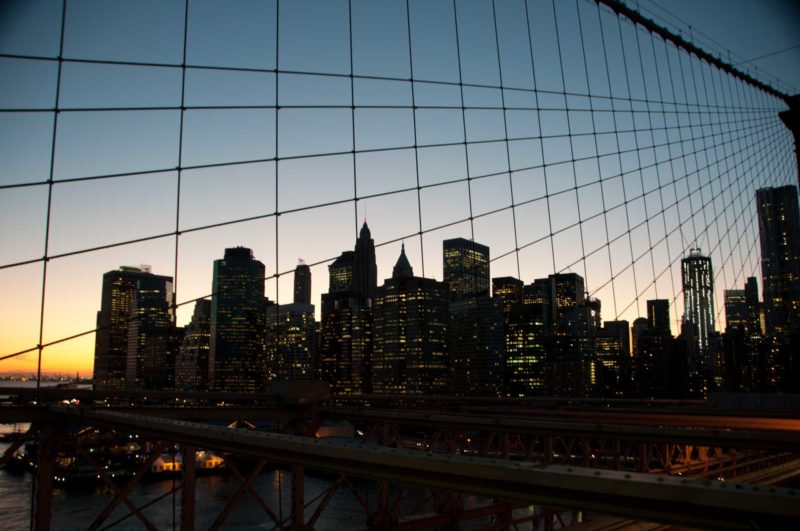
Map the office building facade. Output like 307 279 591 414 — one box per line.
209 247 267 393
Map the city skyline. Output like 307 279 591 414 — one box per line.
90 184 798 398
3 188 798 378
0 0 797 377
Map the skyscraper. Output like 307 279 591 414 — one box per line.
266 302 316 380
443 238 490 301
293 260 311 305
372 245 449 394
721 277 763 393
681 248 715 356
318 224 378 395
646 299 671 335
724 289 747 331
449 295 504 396
126 274 177 390
596 320 630 397
681 248 717 396
744 276 762 337
94 266 173 390
175 299 212 391
548 273 586 329
443 240 501 395
492 276 523 309
757 185 800 337
318 292 371 394
328 251 354 293
504 301 549 397
209 247 267 393
353 221 378 302
535 272 595 397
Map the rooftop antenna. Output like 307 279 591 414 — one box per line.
679 227 691 256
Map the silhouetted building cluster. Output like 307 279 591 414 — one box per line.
93 186 800 396
720 185 800 393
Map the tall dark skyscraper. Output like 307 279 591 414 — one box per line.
372 245 449 394
353 221 378 302
175 299 212 391
681 248 715 356
449 295 504 397
722 277 763 393
209 247 267 393
548 273 586 328
328 251 354 293
94 266 173 390
443 238 490 301
504 300 549 397
266 302 315 380
126 274 177 390
646 299 671 335
596 320 630 397
318 292 371 394
319 224 378 395
744 276 762 337
293 260 311 305
681 248 717 397
757 185 800 337
724 289 747 330
441 240 501 396
492 276 523 320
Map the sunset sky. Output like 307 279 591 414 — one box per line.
0 0 796 376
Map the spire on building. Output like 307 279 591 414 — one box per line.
359 220 371 240
353 221 378 300
392 243 413 278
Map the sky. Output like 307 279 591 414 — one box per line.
0 0 796 377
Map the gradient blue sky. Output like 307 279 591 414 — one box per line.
0 0 796 375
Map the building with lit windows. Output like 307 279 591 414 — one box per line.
318 223 378 395
598 320 631 397
209 247 267 393
328 251 354 294
724 289 747 331
442 239 500 395
266 302 316 381
443 238 490 302
372 245 449 394
548 273 586 329
449 294 504 396
293 261 311 305
646 299 671 335
125 274 177 390
757 185 800 338
94 266 173 390
744 276 762 337
523 278 550 307
504 301 549 397
637 331 679 398
681 248 715 357
595 321 628 398
681 248 717 396
353 221 378 302
174 299 211 391
492 276 523 315
318 293 371 394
